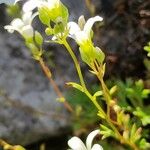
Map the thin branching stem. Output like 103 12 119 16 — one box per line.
62 39 140 150
62 39 86 89
39 58 73 113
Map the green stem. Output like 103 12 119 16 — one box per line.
84 86 139 150
62 39 105 115
62 39 86 89
62 39 139 150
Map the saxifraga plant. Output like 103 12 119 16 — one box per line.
0 0 150 149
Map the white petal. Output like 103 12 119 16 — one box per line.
23 0 39 12
75 31 89 45
14 0 21 4
68 22 81 39
22 25 33 38
91 144 103 150
68 137 87 150
47 0 60 9
86 130 100 150
83 16 103 37
4 25 16 33
11 18 24 29
78 15 86 30
52 35 57 41
22 11 32 25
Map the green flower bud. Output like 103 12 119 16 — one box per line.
79 42 105 67
26 43 42 60
35 31 43 46
38 6 51 26
38 0 68 26
45 27 53 35
53 22 64 34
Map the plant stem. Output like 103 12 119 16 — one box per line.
62 39 86 89
62 40 139 150
39 58 73 113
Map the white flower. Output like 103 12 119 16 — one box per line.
22 0 60 12
4 11 37 38
67 15 103 45
0 0 20 5
68 129 103 150
22 0 42 12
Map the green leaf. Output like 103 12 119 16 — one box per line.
66 82 84 92
93 91 103 98
54 22 64 34
144 46 150 52
79 45 105 67
35 31 43 46
100 124 115 139
144 42 150 57
130 124 137 140
26 43 42 60
109 85 117 95
38 6 50 26
142 89 150 98
94 46 105 64
133 107 150 126
97 110 105 119
61 2 69 23
130 124 142 143
139 138 150 149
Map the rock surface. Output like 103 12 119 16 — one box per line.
0 32 70 145
0 0 88 145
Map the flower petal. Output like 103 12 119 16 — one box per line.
11 18 24 29
78 15 86 30
68 137 87 150
75 31 89 45
83 16 103 38
47 0 60 9
91 144 103 150
22 25 33 38
23 0 40 12
22 11 32 25
68 22 81 39
86 129 100 150
4 25 16 33
0 0 20 5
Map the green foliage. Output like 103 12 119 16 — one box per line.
25 42 43 60
133 107 150 126
38 0 68 39
34 31 43 46
139 138 150 150
66 89 98 131
79 45 105 67
38 6 51 26
100 124 115 139
109 78 150 108
144 42 150 57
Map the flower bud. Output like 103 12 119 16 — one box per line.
38 0 68 26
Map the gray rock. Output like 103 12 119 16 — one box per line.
0 32 69 145
0 0 88 145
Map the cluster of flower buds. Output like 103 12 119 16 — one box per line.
1 0 104 67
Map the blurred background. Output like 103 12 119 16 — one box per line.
0 0 149 149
